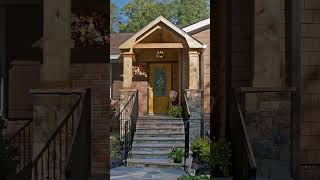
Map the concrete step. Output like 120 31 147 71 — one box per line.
138 115 183 120
132 143 184 152
127 158 185 170
135 127 184 134
131 150 171 159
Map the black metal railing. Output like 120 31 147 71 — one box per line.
8 118 33 177
182 93 190 172
17 89 91 180
65 89 91 180
119 91 138 166
229 94 257 179
110 98 121 136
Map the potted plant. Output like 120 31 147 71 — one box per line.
0 138 17 180
110 136 124 168
168 105 183 118
169 147 184 163
191 138 210 175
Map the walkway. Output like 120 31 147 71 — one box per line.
110 166 184 180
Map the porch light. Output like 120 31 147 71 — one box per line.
156 50 164 59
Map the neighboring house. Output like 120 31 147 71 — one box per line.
110 17 210 134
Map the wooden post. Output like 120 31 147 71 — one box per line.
149 87 154 115
188 50 200 89
42 0 71 88
122 53 133 89
253 0 281 87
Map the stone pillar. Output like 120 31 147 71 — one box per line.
253 0 281 87
122 53 133 89
188 50 200 89
185 89 202 144
42 0 71 88
31 89 80 179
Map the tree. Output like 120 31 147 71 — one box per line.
119 0 209 33
176 0 210 28
110 1 120 33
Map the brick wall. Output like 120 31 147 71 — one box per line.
243 90 292 178
71 63 111 175
300 0 320 178
6 60 112 176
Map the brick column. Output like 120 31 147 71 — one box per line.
185 89 202 144
253 0 281 87
122 53 133 89
42 0 71 88
188 50 200 90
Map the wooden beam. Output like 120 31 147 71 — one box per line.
133 43 183 49
135 25 161 44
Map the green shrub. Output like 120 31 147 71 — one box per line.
110 136 124 159
168 105 183 118
211 141 232 176
0 139 16 160
191 138 210 163
178 174 210 180
168 147 184 163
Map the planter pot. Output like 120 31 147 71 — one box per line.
0 160 17 180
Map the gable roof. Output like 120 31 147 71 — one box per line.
110 33 134 55
183 18 210 34
119 16 203 50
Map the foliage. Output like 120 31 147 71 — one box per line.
110 1 120 33
168 147 184 163
117 0 210 32
168 105 183 118
191 138 210 163
178 174 210 180
110 136 124 159
211 140 232 176
0 139 16 160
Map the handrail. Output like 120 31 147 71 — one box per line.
7 118 33 176
65 89 91 179
118 91 138 166
229 93 257 179
9 119 32 142
234 95 257 169
182 92 190 172
184 93 191 118
22 90 90 180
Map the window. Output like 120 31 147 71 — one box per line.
154 67 167 96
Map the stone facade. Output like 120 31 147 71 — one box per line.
242 90 292 178
185 89 202 144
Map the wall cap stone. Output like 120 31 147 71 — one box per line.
30 88 86 95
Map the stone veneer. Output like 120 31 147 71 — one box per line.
241 88 292 178
185 89 202 144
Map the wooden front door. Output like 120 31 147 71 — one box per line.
149 64 172 114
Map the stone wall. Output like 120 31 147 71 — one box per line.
242 89 292 178
112 80 148 116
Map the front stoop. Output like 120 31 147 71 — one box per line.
128 115 186 170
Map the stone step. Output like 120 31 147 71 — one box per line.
132 143 184 152
133 137 185 144
134 132 184 138
135 127 184 134
136 119 185 124
127 158 185 170
136 122 184 128
131 150 171 159
138 115 183 120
